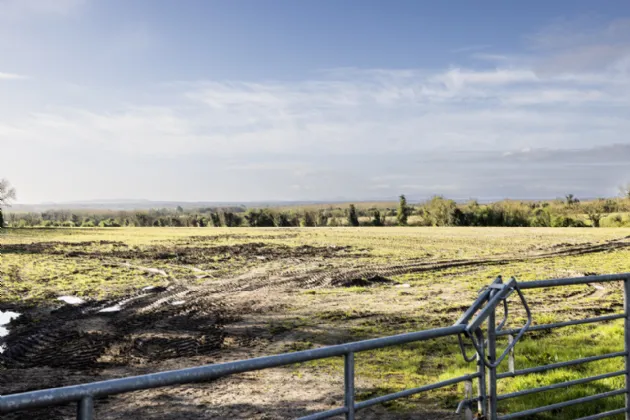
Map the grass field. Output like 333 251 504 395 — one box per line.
2 227 630 419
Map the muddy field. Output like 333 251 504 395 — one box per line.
2 227 630 419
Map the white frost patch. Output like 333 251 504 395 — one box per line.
171 300 186 306
99 305 122 313
395 283 411 288
57 296 86 305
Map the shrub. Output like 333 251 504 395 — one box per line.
300 211 316 227
245 209 275 227
551 215 586 227
397 195 409 225
530 208 551 227
347 205 359 227
423 196 458 226
372 210 385 226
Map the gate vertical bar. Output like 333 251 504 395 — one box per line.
625 279 630 419
77 396 94 420
344 352 355 420
475 330 487 417
487 280 500 420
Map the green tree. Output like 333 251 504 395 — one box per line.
397 195 409 225
245 209 275 227
300 211 316 227
209 212 222 227
316 210 329 227
585 200 605 228
424 196 458 226
372 209 385 226
347 204 359 227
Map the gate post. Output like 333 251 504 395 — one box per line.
624 279 630 419
487 280 500 420
475 329 487 417
344 352 355 420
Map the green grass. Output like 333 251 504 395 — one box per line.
2 226 630 418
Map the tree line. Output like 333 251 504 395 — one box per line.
4 194 630 228
3 176 630 229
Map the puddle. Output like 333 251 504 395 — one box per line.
0 310 20 337
0 310 20 353
98 305 122 313
57 296 86 305
171 300 186 306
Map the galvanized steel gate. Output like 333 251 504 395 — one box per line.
1 272 630 419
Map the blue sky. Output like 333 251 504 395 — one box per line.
2 0 630 203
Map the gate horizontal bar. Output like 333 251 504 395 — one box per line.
298 407 348 420
0 324 466 412
574 407 628 420
497 370 626 401
497 351 627 379
518 273 630 290
354 373 480 410
497 314 626 337
497 389 627 420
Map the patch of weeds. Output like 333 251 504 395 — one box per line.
284 341 313 352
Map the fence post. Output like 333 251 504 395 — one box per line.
487 280 500 420
624 279 630 420
77 396 94 420
344 352 355 420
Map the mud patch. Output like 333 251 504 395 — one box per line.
341 275 395 287
0 288 229 369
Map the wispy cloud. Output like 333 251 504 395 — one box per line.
0 72 27 80
3 15 630 201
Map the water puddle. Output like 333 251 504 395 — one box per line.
98 304 122 313
0 310 20 337
0 310 20 353
57 296 86 305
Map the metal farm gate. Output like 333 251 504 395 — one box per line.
2 273 630 419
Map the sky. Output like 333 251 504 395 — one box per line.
2 0 630 204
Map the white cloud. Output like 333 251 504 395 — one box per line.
0 72 27 80
3 15 630 201
5 61 630 161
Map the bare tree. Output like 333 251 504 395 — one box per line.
619 183 630 199
0 178 16 207
565 194 579 206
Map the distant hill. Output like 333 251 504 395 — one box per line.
9 196 575 212
10 199 387 212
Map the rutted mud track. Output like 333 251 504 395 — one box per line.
2 235 630 419
3 236 630 369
